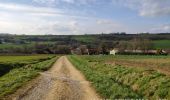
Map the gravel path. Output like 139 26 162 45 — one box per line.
10 56 99 100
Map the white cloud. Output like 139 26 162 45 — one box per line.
32 0 170 17
32 0 97 5
0 2 127 35
0 11 125 35
97 19 117 25
0 2 93 19
0 3 64 16
150 25 170 33
0 2 73 34
62 0 75 4
1 1 169 35
0 2 92 35
139 0 170 17
113 0 170 17
95 19 124 33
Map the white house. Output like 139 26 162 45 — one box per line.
110 49 118 55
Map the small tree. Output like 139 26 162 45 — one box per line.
99 42 108 55
117 41 128 53
140 39 153 52
130 37 153 52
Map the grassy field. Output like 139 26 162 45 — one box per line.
1 39 170 50
0 55 58 97
80 55 170 75
0 55 54 63
153 40 170 49
0 55 55 76
68 55 170 99
0 42 56 49
73 35 97 43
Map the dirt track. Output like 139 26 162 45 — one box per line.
11 56 99 100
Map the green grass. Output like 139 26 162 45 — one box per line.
0 56 58 98
73 36 96 43
0 55 55 76
153 40 170 49
68 55 141 99
68 55 170 99
0 43 22 49
83 55 170 71
0 55 54 63
0 42 56 49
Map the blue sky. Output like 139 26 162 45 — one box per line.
0 0 170 35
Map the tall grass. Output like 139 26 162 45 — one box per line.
68 56 141 99
0 56 58 98
68 55 170 99
0 55 55 76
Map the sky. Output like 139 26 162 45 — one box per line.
0 0 170 35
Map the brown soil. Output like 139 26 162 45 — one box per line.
7 56 100 100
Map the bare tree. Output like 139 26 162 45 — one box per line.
117 41 128 53
140 39 153 53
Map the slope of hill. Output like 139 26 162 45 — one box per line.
0 33 170 54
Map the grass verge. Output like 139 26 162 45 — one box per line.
68 55 170 99
0 55 55 76
0 56 58 98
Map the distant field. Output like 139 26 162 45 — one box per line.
83 55 170 75
1 39 170 50
153 40 170 49
0 55 55 76
0 43 23 49
0 42 56 49
69 55 170 99
0 55 58 98
0 55 54 63
73 36 96 43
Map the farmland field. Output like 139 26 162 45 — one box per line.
68 55 170 99
153 40 170 49
1 54 170 99
1 0 170 99
0 55 56 76
0 55 54 63
0 55 58 98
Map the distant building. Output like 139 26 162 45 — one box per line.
71 45 89 55
110 48 168 55
110 49 118 55
71 48 82 55
125 50 143 53
88 48 99 55
147 50 157 54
